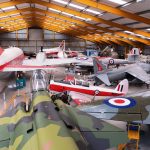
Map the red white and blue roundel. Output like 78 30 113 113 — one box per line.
104 97 136 108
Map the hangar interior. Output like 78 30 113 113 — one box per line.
0 0 150 150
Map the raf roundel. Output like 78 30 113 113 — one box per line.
104 97 136 108
109 58 114 65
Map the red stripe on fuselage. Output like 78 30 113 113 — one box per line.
0 54 24 71
46 52 58 55
49 83 123 96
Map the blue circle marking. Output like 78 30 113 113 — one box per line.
103 97 136 108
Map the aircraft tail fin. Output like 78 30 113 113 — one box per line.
115 79 129 95
0 47 4 55
93 57 107 74
127 48 140 62
57 51 67 58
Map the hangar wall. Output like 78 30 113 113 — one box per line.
0 28 95 52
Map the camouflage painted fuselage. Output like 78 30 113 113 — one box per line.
0 91 128 150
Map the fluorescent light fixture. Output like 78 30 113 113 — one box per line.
2 6 15 11
122 2 132 7
146 28 150 31
74 16 91 21
74 16 86 20
0 27 4 29
129 38 134 40
86 9 101 15
86 18 92 21
62 12 74 17
52 0 68 5
124 30 134 34
136 0 144 2
0 16 9 19
99 13 104 16
69 3 85 10
108 0 126 5
10 13 20 17
49 8 61 13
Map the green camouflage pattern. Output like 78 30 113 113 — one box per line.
81 91 150 124
0 91 129 150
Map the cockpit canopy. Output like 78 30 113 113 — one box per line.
31 70 48 91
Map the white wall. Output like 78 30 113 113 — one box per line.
0 29 96 52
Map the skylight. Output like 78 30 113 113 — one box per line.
107 0 126 5
2 6 15 11
69 3 85 10
52 0 68 5
49 8 61 13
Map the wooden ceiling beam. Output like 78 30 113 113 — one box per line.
75 0 150 25
34 15 95 35
0 0 25 8
29 0 150 38
39 24 99 43
37 21 94 37
31 8 150 45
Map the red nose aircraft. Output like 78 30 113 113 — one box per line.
49 77 128 105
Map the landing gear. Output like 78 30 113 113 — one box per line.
51 92 70 105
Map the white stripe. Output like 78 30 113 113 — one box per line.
108 98 130 106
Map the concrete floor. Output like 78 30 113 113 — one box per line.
0 71 149 150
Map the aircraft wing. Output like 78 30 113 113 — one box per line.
96 73 111 86
126 65 150 84
69 91 92 105
2 65 56 72
80 93 150 124
55 99 129 149
0 90 128 150
76 61 93 66
23 58 79 66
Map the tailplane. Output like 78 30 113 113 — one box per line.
115 79 129 95
58 40 67 58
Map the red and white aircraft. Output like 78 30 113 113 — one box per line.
0 47 80 72
49 78 128 105
42 40 78 58
42 40 66 58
